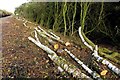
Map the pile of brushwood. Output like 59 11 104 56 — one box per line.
15 2 120 79
28 25 120 79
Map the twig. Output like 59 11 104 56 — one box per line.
23 20 27 27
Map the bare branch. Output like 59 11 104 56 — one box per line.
48 30 60 40
38 26 64 44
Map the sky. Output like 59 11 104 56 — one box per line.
0 0 29 13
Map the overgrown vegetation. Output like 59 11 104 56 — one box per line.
0 9 12 18
14 2 120 47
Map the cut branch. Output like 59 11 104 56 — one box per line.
28 30 91 79
35 27 101 80
64 48 102 80
93 45 120 76
48 30 60 40
38 26 64 45
78 27 120 76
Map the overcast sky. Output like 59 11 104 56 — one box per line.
0 0 29 13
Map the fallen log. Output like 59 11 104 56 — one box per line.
79 25 120 64
78 27 120 76
28 30 91 79
93 45 120 76
38 26 65 45
64 48 102 80
35 27 102 80
48 30 60 40
37 26 81 50
36 26 120 77
34 28 56 45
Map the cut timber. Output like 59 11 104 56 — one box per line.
35 27 56 45
78 27 120 76
93 45 120 76
28 30 91 79
35 27 101 80
65 42 71 47
38 26 65 45
79 26 120 64
48 30 60 40
100 70 108 76
64 48 102 80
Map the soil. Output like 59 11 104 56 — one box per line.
1 16 120 79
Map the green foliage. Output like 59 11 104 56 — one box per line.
15 2 120 46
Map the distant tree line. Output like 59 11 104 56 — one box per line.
14 2 120 46
0 10 12 18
